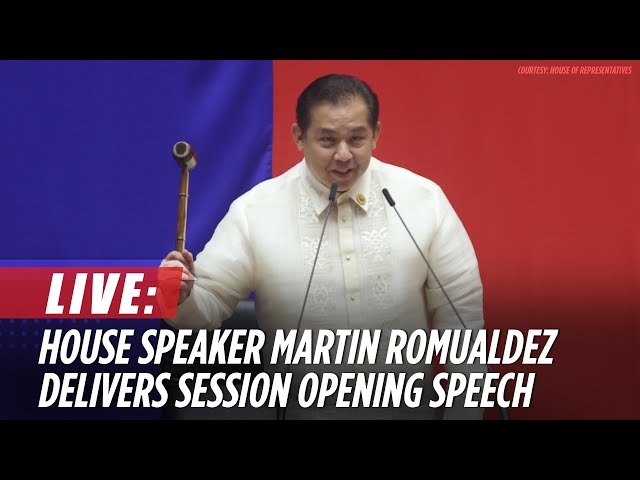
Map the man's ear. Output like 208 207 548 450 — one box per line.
372 121 382 149
291 124 305 151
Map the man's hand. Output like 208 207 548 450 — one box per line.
160 249 196 305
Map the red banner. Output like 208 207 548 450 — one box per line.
0 267 182 319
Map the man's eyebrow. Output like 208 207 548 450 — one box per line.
315 126 369 135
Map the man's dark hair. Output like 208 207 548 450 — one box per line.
296 74 379 136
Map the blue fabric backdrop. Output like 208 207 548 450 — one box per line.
0 60 273 418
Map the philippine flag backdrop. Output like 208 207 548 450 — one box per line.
0 60 638 419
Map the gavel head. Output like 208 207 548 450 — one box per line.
172 141 198 171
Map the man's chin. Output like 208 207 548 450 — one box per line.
335 182 354 193
329 176 357 192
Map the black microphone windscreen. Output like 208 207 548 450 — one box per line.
329 183 338 201
382 188 395 206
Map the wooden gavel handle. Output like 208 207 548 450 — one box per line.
175 167 189 252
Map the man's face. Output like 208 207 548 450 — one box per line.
292 98 381 192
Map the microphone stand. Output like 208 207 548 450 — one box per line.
382 188 510 421
277 183 338 421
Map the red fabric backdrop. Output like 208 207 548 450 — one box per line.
272 60 640 419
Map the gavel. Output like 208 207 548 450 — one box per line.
172 141 198 252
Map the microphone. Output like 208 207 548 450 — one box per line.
381 188 510 421
277 182 338 420
297 182 338 331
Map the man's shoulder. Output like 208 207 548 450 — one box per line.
231 161 303 207
371 157 444 197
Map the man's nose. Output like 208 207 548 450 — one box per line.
334 141 352 162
